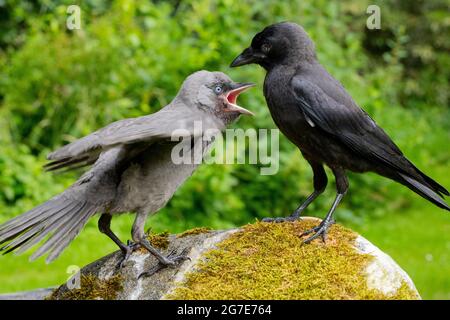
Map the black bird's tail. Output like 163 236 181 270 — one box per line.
397 171 450 211
0 191 98 263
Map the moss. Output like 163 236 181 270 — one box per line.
390 282 421 300
145 231 170 250
178 227 212 238
47 274 123 300
167 220 419 300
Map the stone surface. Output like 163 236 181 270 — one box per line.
355 235 418 296
5 218 420 300
50 229 237 300
0 288 55 300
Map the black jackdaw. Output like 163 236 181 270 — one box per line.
231 22 449 243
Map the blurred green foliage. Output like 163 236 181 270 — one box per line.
0 0 448 297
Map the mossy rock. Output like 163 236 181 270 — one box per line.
47 218 420 300
47 274 123 300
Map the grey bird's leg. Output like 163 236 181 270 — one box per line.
262 161 328 222
131 211 190 278
301 167 348 243
98 214 138 268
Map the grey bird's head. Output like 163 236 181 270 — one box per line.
230 22 316 71
176 70 254 124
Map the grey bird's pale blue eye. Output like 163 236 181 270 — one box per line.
214 86 222 93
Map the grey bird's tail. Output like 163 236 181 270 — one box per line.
0 191 98 263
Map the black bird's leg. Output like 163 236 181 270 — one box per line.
262 161 327 222
301 167 348 243
131 211 190 278
98 214 138 268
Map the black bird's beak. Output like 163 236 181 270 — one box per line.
223 82 255 116
230 47 262 67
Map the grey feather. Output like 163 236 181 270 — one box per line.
0 198 69 242
29 201 89 261
14 202 80 254
46 206 97 262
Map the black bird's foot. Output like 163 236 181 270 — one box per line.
138 248 191 279
118 241 142 269
300 218 335 244
262 212 301 223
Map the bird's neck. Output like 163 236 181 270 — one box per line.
260 60 277 71
265 62 298 79
262 55 317 73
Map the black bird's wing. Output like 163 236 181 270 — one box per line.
291 77 403 167
291 76 449 208
45 107 216 171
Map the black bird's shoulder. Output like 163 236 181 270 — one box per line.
289 75 371 135
289 75 427 175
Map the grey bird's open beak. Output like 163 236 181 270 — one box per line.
230 47 263 67
223 82 255 116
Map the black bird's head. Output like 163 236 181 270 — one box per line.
230 22 316 71
178 70 254 124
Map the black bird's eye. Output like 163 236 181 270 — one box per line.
214 85 222 94
261 43 271 54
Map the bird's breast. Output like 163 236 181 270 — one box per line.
264 79 311 146
112 139 206 214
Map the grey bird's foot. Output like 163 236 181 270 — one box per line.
138 248 191 279
300 218 335 244
118 241 141 269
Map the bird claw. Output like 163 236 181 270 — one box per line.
301 219 335 244
126 240 141 250
138 247 191 279
118 249 132 269
117 242 142 269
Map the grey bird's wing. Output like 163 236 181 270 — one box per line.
290 76 449 197
45 106 217 171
